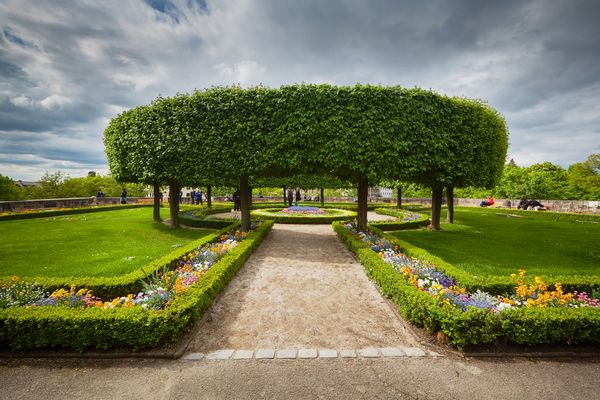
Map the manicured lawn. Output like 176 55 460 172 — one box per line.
391 207 600 277
0 208 215 278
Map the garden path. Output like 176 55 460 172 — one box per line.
187 223 420 353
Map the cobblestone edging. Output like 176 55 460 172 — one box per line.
184 347 442 361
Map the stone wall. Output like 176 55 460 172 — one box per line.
402 197 600 214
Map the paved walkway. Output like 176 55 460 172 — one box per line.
187 224 420 355
2 357 598 399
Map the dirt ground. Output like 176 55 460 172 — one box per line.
188 223 418 352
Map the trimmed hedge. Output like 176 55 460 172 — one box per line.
178 206 236 229
251 208 356 224
0 221 273 351
0 222 238 299
0 204 152 221
370 208 430 231
333 221 600 349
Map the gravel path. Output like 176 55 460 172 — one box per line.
187 223 418 353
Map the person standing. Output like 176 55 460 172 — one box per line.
233 189 241 211
120 188 127 204
190 190 196 205
287 187 293 207
196 190 202 206
295 187 301 207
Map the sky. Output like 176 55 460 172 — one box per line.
1 0 599 180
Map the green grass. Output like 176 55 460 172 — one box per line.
390 207 600 277
0 208 215 278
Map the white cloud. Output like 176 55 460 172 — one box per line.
39 94 72 110
214 60 266 86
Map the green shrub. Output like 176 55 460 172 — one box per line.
333 221 600 349
0 221 273 351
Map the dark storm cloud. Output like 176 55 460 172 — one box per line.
0 0 599 179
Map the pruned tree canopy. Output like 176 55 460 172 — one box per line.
104 84 509 230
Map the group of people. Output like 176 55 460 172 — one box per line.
480 196 495 207
517 199 547 211
480 196 547 211
287 187 301 207
190 190 203 205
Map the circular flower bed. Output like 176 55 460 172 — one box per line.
281 206 325 214
251 207 356 223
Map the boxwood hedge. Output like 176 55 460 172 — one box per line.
0 204 152 221
0 221 273 352
333 221 600 349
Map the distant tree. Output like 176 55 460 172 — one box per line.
87 171 97 177
0 174 24 201
523 162 570 199
24 171 68 199
567 154 600 200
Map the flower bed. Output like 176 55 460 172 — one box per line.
0 221 273 351
281 206 325 214
333 221 600 349
349 222 599 312
1 229 251 311
383 226 600 295
0 221 239 299
251 207 355 224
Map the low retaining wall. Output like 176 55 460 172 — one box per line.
0 197 153 212
403 197 600 214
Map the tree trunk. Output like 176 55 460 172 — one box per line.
207 185 212 207
153 180 161 222
168 181 180 229
396 186 402 209
446 185 454 224
240 175 251 232
357 175 369 231
320 187 324 207
430 182 443 231
283 187 287 206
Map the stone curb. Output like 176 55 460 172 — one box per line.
183 347 437 361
